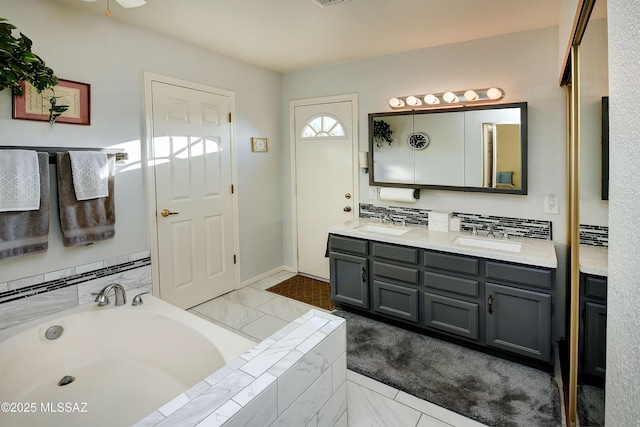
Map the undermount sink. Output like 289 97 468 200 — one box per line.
356 224 411 236
454 236 522 253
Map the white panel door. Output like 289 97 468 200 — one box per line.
152 81 235 309
295 101 355 280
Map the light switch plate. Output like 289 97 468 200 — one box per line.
368 187 378 200
544 196 559 214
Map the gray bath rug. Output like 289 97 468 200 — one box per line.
577 384 605 426
334 309 561 427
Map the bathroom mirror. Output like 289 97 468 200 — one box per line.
579 7 608 227
369 102 527 194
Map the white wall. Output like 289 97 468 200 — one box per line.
0 0 283 283
606 0 640 424
559 0 582 79
281 26 569 337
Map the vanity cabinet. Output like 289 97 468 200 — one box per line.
579 273 607 380
329 233 556 365
485 261 553 362
423 251 481 342
371 242 420 323
485 283 551 362
329 235 369 309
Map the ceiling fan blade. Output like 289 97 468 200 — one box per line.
114 0 146 8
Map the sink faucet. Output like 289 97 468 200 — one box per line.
95 283 127 307
487 225 495 238
382 214 392 224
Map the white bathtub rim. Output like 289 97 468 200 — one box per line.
0 289 256 363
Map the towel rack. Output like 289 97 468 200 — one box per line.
1 146 128 164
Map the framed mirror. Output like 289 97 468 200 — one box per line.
369 102 528 194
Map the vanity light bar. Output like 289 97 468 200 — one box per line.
389 88 504 110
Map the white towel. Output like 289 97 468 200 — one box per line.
68 151 109 201
0 149 41 212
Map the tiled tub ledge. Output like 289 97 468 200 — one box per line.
135 309 347 427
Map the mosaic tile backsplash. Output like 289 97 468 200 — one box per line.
0 251 152 330
580 224 609 247
360 203 553 240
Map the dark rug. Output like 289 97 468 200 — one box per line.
266 275 335 311
334 309 562 427
578 384 605 426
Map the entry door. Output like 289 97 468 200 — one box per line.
151 81 235 309
294 100 355 280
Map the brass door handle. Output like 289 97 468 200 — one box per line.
160 209 179 217
343 206 352 212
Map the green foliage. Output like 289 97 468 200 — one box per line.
48 94 69 126
373 119 393 148
0 17 60 96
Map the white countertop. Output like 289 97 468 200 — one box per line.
328 218 558 268
579 244 608 276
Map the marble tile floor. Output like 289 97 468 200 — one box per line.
189 270 487 427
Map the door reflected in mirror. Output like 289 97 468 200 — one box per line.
369 102 527 194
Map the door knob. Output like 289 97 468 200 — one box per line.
343 206 352 212
345 193 352 199
160 209 179 217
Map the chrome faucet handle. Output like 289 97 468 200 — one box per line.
487 225 495 238
132 291 151 306
471 226 478 236
94 292 110 306
95 283 127 307
502 230 510 240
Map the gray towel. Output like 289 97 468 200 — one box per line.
0 152 50 260
57 152 115 247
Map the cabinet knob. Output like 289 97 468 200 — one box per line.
361 266 366 283
488 295 494 314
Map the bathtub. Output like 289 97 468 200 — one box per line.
0 292 256 427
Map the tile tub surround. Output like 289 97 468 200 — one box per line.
0 251 152 330
580 224 609 247
135 309 347 427
360 203 553 240
330 217 557 268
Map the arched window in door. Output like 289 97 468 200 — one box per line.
301 114 347 138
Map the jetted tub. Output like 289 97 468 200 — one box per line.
0 292 256 427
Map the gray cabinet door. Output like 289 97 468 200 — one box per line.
424 292 479 341
584 302 607 378
373 280 419 322
330 252 369 309
485 283 551 362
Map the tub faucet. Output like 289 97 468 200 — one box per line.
95 283 127 307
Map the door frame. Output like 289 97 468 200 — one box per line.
143 71 240 298
289 93 359 274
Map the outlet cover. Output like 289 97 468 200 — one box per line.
544 196 559 214
368 188 378 200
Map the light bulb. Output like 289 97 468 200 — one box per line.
487 87 503 100
406 96 422 106
464 90 479 101
389 97 405 108
423 94 440 105
443 92 458 103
